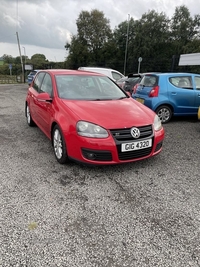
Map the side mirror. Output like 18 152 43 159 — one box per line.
36 92 52 102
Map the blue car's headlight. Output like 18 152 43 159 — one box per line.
77 121 109 138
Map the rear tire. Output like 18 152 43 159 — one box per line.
156 105 172 123
52 125 69 164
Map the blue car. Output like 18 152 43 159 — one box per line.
132 72 200 123
27 70 39 85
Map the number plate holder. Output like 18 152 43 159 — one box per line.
136 98 144 104
121 138 152 152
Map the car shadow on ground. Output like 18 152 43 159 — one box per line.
170 115 199 123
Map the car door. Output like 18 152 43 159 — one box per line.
194 76 200 108
168 75 196 114
28 72 45 123
36 73 54 136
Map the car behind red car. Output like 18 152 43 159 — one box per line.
25 69 165 165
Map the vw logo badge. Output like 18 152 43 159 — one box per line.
130 127 140 139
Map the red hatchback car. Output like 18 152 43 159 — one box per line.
25 69 165 165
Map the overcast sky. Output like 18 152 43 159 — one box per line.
0 0 198 62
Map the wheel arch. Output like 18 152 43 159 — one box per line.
51 122 58 144
25 101 28 117
155 103 174 114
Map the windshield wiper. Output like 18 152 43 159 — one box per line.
116 96 127 100
90 97 126 101
90 98 113 101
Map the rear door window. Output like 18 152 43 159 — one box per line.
169 76 193 89
194 76 200 90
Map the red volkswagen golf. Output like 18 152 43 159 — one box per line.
25 69 165 165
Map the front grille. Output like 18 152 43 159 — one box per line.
110 125 154 161
110 125 153 142
81 148 112 161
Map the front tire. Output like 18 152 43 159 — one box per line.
52 125 69 164
26 103 35 126
156 105 172 123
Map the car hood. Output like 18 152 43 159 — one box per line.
61 98 155 128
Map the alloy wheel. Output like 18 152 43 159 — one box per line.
53 129 63 159
26 105 31 124
157 106 172 123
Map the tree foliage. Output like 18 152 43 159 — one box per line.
65 9 112 69
65 5 200 74
0 53 64 76
77 9 112 52
170 6 200 55
2 54 14 64
1 5 200 76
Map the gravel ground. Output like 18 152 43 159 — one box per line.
0 84 200 267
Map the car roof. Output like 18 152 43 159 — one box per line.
37 69 106 77
142 72 199 76
78 67 112 71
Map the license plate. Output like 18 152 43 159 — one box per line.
121 138 152 152
136 98 144 104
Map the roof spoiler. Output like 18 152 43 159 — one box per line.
127 73 142 78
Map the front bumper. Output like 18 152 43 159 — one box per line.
65 125 165 165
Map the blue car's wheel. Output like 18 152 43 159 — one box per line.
156 105 172 123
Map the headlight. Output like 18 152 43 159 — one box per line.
77 121 109 138
153 115 162 131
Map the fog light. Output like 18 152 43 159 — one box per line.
86 152 96 160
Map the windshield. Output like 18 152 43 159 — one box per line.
55 75 128 100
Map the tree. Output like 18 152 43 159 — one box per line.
65 6 200 73
65 35 90 69
2 54 15 64
113 11 171 73
65 9 112 68
76 9 112 55
134 10 171 71
170 5 200 54
31 54 48 69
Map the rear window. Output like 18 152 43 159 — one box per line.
140 75 158 87
29 71 37 76
129 77 141 82
125 77 141 85
111 71 124 81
